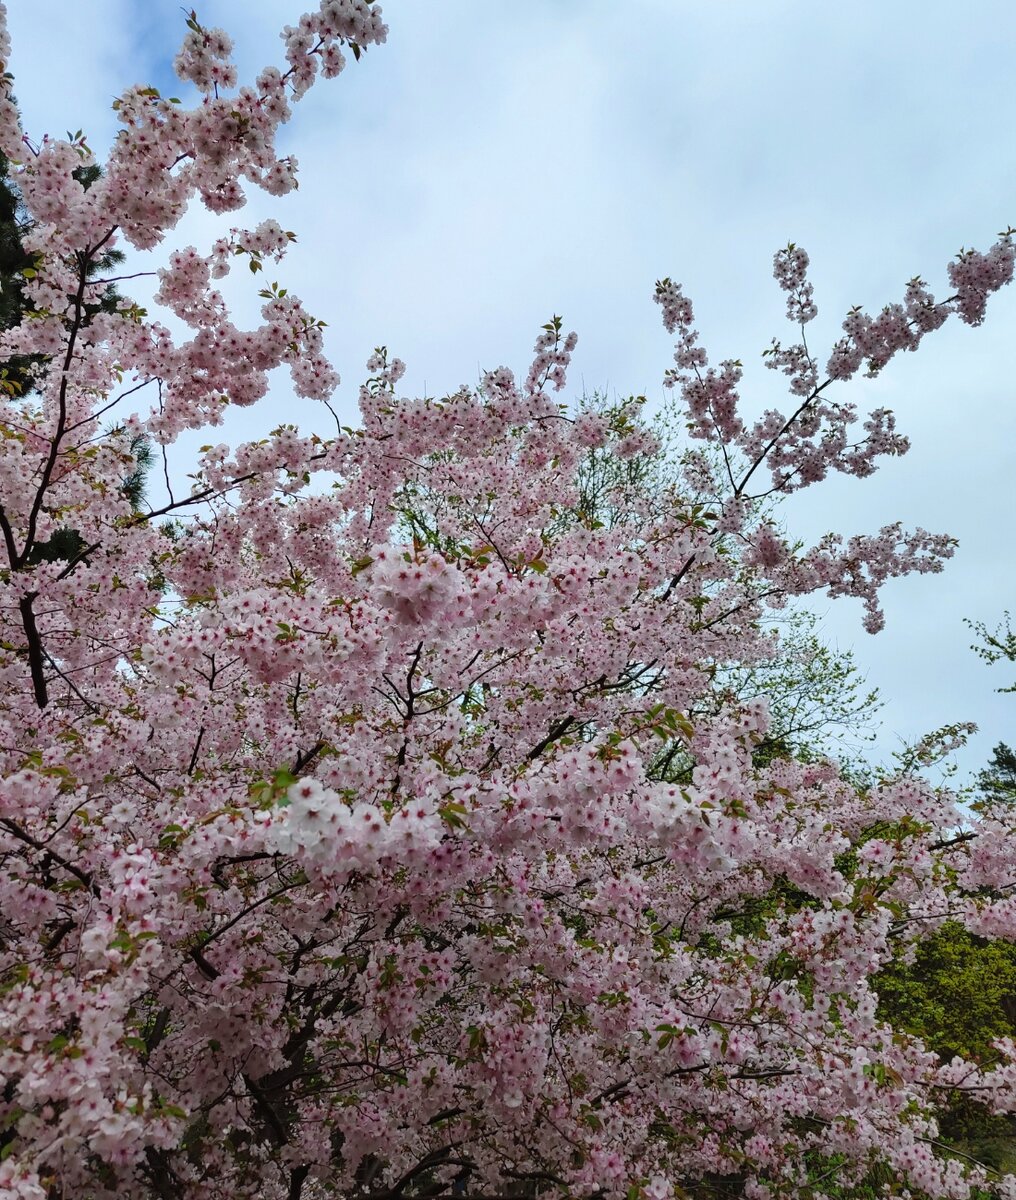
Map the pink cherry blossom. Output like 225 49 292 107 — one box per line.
0 4 1014 1198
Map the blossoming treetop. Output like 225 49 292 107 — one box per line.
0 3 1015 1198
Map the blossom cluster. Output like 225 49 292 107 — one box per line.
268 777 443 871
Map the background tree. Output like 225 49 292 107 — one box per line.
968 611 1016 694
876 923 1016 1175
976 741 1016 806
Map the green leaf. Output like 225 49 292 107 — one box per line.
439 800 468 828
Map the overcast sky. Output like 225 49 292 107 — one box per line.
6 0 1016 786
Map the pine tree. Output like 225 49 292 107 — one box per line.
976 741 1016 806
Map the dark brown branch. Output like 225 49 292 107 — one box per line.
143 1007 171 1061
197 879 299 955
243 1071 289 1146
187 726 205 775
291 740 325 775
211 851 275 887
42 646 97 712
22 250 96 559
19 593 48 708
42 918 75 953
188 945 221 981
930 830 976 851
661 552 697 602
734 378 834 501
0 504 18 567
526 715 576 761
143 1146 183 1200
54 540 101 581
288 1165 310 1200
0 817 98 895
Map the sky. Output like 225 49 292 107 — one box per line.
5 0 1016 786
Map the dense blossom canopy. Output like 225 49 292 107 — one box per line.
0 4 1014 1198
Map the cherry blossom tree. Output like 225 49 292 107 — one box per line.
0 4 1015 1198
